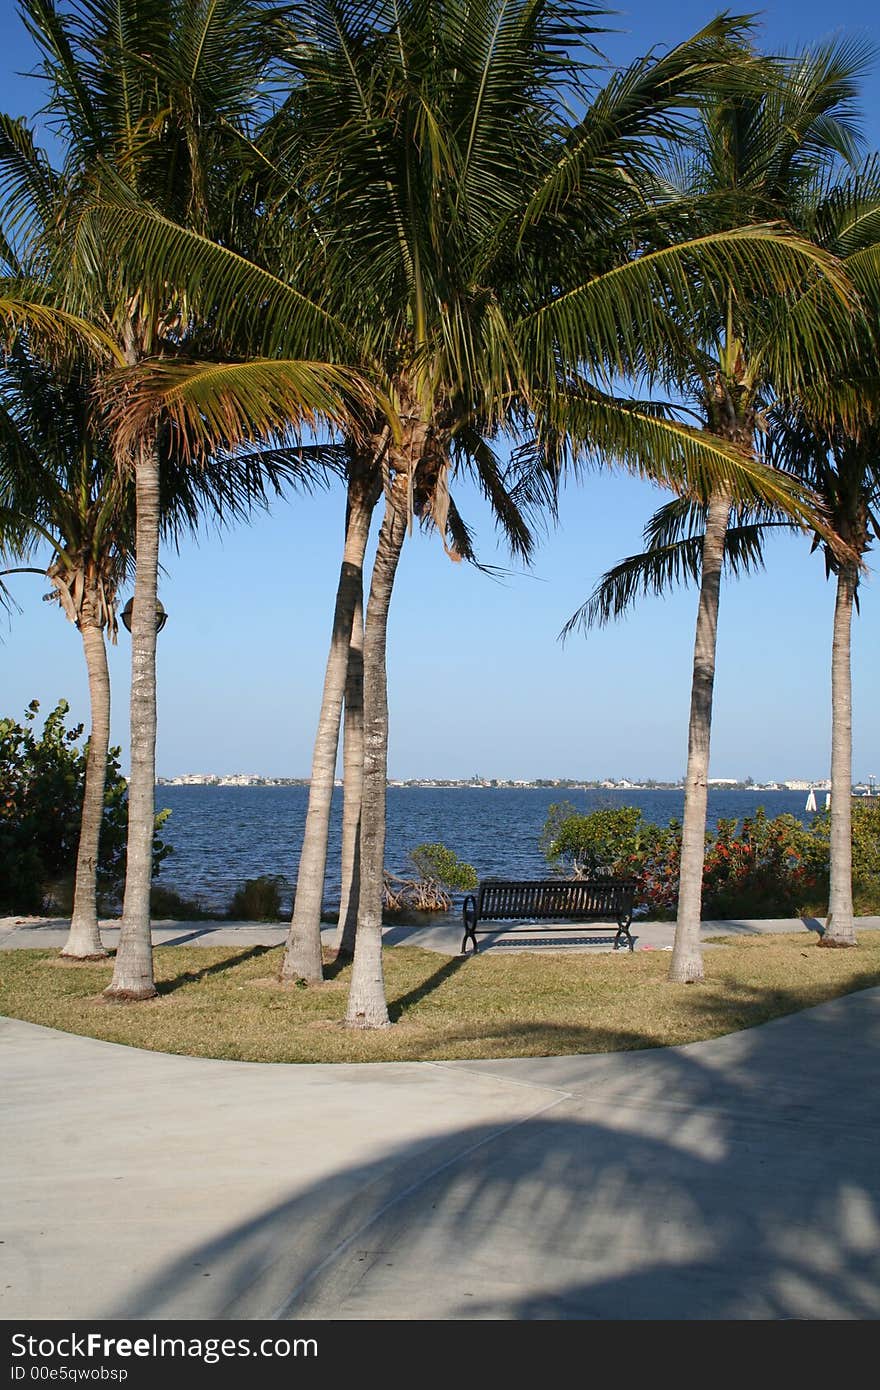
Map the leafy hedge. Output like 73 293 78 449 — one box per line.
541 800 880 918
0 699 170 914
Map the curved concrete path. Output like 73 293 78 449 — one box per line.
2 987 880 1321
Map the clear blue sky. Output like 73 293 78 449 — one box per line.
1 2 878 783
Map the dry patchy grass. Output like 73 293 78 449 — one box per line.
2 933 879 1063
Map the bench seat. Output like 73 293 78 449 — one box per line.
461 877 636 954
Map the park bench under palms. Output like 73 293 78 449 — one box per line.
461 878 636 954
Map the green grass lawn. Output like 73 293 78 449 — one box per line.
2 933 879 1063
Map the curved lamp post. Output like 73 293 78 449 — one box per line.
120 597 168 633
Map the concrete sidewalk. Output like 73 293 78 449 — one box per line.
5 912 876 954
2 987 879 1320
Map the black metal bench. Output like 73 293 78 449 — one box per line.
461 878 636 955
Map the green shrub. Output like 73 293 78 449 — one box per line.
540 802 678 906
539 799 880 918
150 886 212 920
228 875 286 921
384 843 479 912
409 843 478 892
700 809 827 918
0 698 171 913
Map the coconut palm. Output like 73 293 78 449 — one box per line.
765 170 880 942
577 390 879 944
99 3 858 1026
768 414 879 945
575 244 880 954
0 341 130 958
564 44 869 982
7 0 372 999
0 327 348 954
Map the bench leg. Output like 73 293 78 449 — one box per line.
615 918 635 953
461 898 479 956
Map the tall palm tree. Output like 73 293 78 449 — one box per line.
777 161 880 945
0 333 343 955
770 412 879 946
102 3 855 1026
573 159 880 952
564 44 867 981
0 342 129 958
7 0 368 999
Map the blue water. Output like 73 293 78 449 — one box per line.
154 785 817 915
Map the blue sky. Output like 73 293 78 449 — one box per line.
1 1 879 783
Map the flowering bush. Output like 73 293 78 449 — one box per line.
540 801 880 918
699 809 826 918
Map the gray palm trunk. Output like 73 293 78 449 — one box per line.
104 441 161 1001
61 591 111 960
345 477 408 1028
669 486 733 984
281 483 375 982
821 563 858 946
337 580 365 958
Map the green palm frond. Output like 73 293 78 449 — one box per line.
533 386 831 529
19 0 103 154
0 114 58 272
520 13 756 228
451 425 537 561
562 525 769 636
562 513 793 637
105 357 387 461
0 283 123 361
86 180 354 359
516 224 853 391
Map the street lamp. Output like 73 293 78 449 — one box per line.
120 597 168 633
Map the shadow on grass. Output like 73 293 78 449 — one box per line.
388 954 468 1021
156 945 274 996
322 951 354 982
383 967 880 1059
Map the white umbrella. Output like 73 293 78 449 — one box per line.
805 788 817 812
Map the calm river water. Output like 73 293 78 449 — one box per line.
155 785 816 915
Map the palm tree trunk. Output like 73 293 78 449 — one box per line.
104 440 161 1001
62 593 110 960
281 482 375 982
669 487 732 984
345 478 408 1028
820 563 858 946
336 579 365 958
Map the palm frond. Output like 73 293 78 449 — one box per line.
562 519 790 637
517 224 853 391
0 283 123 361
105 356 386 461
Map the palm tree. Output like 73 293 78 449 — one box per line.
0 332 345 955
770 414 879 946
564 44 867 981
7 0 368 999
0 343 129 957
766 171 880 943
100 3 857 1027
283 436 383 980
574 160 880 954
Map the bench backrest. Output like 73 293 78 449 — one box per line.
476 878 635 922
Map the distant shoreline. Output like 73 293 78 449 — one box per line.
155 780 855 793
